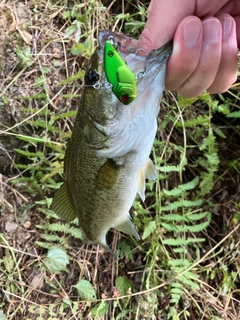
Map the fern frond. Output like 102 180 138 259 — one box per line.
67 226 83 239
40 234 63 242
47 222 70 233
226 111 240 118
35 241 52 249
181 176 199 191
162 214 185 222
158 165 181 172
170 259 191 268
142 221 156 240
163 187 182 197
161 222 179 232
177 114 209 127
186 211 210 221
185 218 211 233
169 282 183 304
162 199 203 211
185 237 206 244
162 238 187 246
180 273 200 290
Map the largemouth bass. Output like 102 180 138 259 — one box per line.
52 30 172 254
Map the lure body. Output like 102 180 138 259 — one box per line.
104 40 136 104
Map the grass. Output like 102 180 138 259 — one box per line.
0 0 240 319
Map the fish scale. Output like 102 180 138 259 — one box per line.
52 30 172 255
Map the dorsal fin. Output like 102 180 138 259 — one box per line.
51 182 77 221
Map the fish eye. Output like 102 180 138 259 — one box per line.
85 70 99 85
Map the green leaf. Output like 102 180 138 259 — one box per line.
71 43 86 55
177 115 209 127
162 238 187 246
163 177 199 195
182 199 203 207
0 313 6 320
142 221 156 240
91 301 108 316
162 214 185 222
187 211 210 221
44 247 69 273
163 187 182 196
181 176 199 191
14 149 43 158
226 111 240 118
64 25 77 38
214 127 227 138
171 259 191 268
161 222 178 232
179 274 200 290
115 13 128 19
115 276 133 295
159 165 181 172
186 237 206 244
186 218 211 232
75 280 96 301
59 71 85 85
162 199 203 211
161 201 182 211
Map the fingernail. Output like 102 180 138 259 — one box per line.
203 19 221 44
183 19 201 48
221 16 233 39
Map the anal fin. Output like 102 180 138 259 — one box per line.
116 217 140 240
51 182 77 221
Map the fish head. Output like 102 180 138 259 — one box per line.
81 30 172 157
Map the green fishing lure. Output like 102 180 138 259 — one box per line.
104 40 136 105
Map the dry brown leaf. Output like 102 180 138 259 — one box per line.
16 26 32 45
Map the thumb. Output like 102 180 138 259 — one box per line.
137 0 195 52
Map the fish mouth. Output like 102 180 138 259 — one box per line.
88 30 172 93
98 30 139 55
98 30 173 81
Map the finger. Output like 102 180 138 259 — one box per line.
178 18 222 98
233 15 240 46
208 14 238 93
195 0 230 17
137 0 195 52
165 16 203 91
216 0 240 45
217 0 240 16
137 0 230 53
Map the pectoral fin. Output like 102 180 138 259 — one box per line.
116 216 140 240
96 158 121 189
51 182 77 221
137 158 157 202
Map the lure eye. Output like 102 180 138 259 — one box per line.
120 95 129 104
85 70 99 85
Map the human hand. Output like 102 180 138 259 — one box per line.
138 0 238 98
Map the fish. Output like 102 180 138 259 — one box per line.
52 30 172 255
